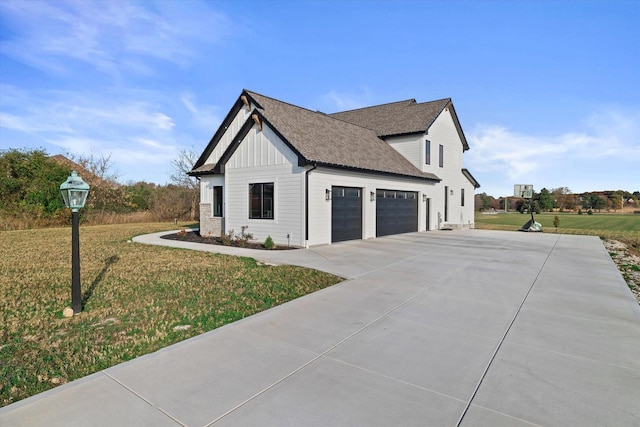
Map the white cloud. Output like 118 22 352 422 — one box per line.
0 0 231 76
0 85 182 174
319 88 375 112
0 90 175 136
466 108 640 195
180 93 221 130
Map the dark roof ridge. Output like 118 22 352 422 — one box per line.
244 89 325 116
245 89 390 135
413 97 451 107
322 111 393 133
330 98 416 114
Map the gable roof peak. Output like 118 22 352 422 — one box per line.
243 89 321 115
328 97 451 138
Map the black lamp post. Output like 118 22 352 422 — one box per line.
60 171 90 314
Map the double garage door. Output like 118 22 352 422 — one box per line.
376 189 418 237
331 186 418 242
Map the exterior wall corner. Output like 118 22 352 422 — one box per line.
199 203 224 237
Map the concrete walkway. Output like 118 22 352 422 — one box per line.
2 230 639 426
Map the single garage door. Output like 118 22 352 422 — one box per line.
376 189 418 237
332 186 362 242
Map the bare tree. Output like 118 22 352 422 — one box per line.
170 148 199 190
169 147 200 220
66 153 127 220
68 153 119 186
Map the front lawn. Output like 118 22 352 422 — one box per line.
0 223 342 406
475 212 640 243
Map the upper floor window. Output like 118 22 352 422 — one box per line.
461 188 465 206
439 144 444 168
249 182 274 219
425 140 431 165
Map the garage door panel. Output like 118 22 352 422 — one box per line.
332 186 362 243
376 190 418 237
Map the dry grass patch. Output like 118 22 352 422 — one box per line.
0 223 341 406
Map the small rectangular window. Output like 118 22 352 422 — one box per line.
213 186 223 217
249 183 274 219
439 144 444 168
461 188 465 207
444 186 449 222
425 140 431 165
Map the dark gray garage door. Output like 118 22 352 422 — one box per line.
331 186 362 242
376 189 418 237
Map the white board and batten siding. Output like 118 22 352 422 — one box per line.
225 124 306 247
203 105 253 167
307 168 438 246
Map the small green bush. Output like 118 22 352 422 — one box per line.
264 235 275 250
587 209 593 215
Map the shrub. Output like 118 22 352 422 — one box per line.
553 215 560 232
220 229 235 246
264 235 275 250
587 209 593 215
237 226 254 247
578 208 583 215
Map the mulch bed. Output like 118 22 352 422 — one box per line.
160 231 298 250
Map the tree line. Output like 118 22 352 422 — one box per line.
475 187 640 214
0 148 199 230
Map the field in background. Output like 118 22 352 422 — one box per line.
475 212 640 246
0 223 341 406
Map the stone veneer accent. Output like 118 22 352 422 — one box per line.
199 203 224 237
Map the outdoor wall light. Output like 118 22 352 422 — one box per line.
422 194 427 202
370 191 375 202
60 171 90 315
325 189 331 201
450 189 454 195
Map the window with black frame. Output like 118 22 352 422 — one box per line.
213 186 223 217
425 139 431 165
249 183 274 219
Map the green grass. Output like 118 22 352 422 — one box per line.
0 223 342 406
475 212 640 244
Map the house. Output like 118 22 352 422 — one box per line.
189 89 480 247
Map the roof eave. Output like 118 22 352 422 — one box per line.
311 161 441 182
190 93 248 172
462 168 480 189
445 102 470 151
379 130 425 139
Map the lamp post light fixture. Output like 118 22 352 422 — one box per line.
60 171 90 314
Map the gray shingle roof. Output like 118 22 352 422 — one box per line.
245 90 440 181
328 98 451 137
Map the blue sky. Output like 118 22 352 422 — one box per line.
1 0 638 197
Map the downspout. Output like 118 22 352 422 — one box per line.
305 163 318 245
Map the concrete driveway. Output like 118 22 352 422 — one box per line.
2 230 639 426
